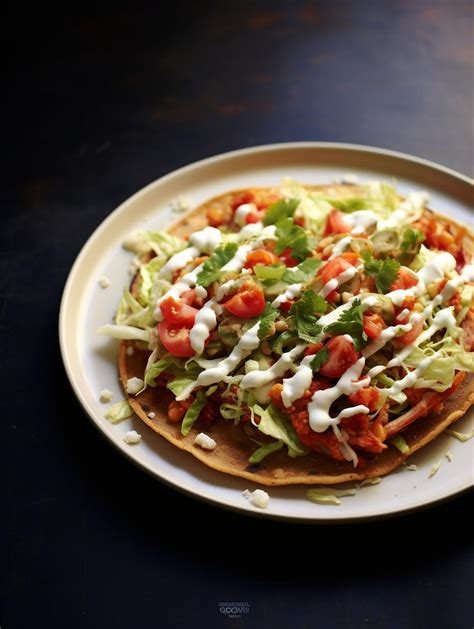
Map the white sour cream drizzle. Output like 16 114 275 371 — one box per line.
308 358 370 432
190 300 222 354
329 236 352 258
272 283 303 307
319 265 359 298
235 203 256 226
282 354 314 407
345 211 378 235
158 246 200 281
176 321 261 400
241 345 305 390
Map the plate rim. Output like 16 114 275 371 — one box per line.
58 141 474 522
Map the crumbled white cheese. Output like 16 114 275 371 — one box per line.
98 275 111 288
126 346 135 356
243 488 270 509
123 430 142 444
445 451 453 462
126 377 144 394
341 173 359 185
147 411 156 419
194 432 217 450
406 464 418 472
99 388 114 403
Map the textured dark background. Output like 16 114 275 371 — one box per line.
2 2 473 628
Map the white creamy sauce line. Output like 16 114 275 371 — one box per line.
319 265 359 298
176 321 261 400
272 283 303 307
158 246 200 281
241 345 305 390
307 358 370 433
190 301 222 354
329 236 352 258
235 203 256 226
282 354 314 407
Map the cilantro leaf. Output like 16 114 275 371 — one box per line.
258 303 279 340
328 197 367 213
362 252 400 294
290 290 328 343
274 218 311 261
400 228 425 252
196 243 238 287
262 198 299 226
310 347 329 373
282 257 322 284
325 299 367 351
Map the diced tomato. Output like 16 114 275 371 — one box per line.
340 413 370 434
319 336 359 378
157 320 194 357
223 281 266 318
181 289 195 305
304 342 324 356
244 249 280 269
394 317 424 345
160 297 198 327
256 194 280 210
279 248 299 267
390 267 419 292
230 191 255 212
245 208 265 224
278 300 294 312
363 312 387 340
318 254 359 302
324 209 351 235
348 387 380 412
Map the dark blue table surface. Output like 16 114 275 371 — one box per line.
2 2 473 628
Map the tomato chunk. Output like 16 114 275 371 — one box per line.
324 209 352 235
244 249 280 269
160 297 198 327
363 312 387 340
319 336 359 378
230 191 255 212
157 320 194 357
223 281 265 318
394 317 424 345
390 267 419 292
318 254 359 302
279 248 299 268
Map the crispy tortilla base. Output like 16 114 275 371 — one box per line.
120 185 474 485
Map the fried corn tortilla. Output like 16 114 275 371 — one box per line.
119 185 474 485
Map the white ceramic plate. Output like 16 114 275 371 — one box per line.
59 142 474 521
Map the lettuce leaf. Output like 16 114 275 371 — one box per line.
251 404 309 457
181 390 207 436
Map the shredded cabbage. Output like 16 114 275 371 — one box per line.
105 399 133 423
307 487 357 505
97 324 152 343
123 230 186 257
251 403 309 457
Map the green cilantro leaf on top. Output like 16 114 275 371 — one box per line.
196 243 238 287
400 228 425 252
274 218 311 261
362 252 400 294
262 198 299 226
258 303 279 340
325 298 367 351
290 290 328 343
310 347 329 373
282 257 322 284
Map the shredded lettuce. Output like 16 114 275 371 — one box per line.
390 435 409 454
251 404 309 457
307 487 357 505
181 390 207 436
249 440 284 463
116 287 142 324
97 324 152 343
138 256 166 306
123 230 186 257
105 399 134 423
